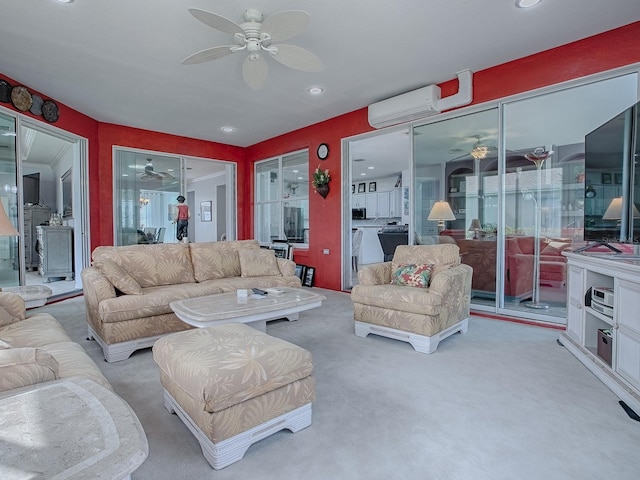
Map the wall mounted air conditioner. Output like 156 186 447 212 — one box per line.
368 84 441 129
367 70 473 129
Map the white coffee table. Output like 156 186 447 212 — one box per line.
0 376 148 480
170 287 325 331
1 284 53 307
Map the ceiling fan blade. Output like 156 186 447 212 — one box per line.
182 46 235 65
271 44 323 72
188 8 243 35
261 11 310 42
242 55 268 91
448 153 472 162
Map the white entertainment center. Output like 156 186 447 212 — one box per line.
561 252 640 418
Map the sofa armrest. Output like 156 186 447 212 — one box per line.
276 257 296 277
0 347 59 392
358 262 392 286
80 266 117 333
0 292 26 322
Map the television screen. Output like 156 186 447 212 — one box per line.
583 100 640 245
22 173 40 205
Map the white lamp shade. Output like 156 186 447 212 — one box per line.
602 197 640 220
0 204 19 236
428 201 456 221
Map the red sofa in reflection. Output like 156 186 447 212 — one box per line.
441 232 572 301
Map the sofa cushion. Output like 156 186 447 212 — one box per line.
351 284 442 316
93 243 195 288
239 248 281 278
0 347 59 392
94 259 143 295
391 263 434 288
0 339 11 349
0 314 72 347
189 240 260 282
38 342 111 390
541 241 572 256
0 305 19 328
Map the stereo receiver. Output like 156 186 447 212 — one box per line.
591 287 614 308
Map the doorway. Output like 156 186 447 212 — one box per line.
0 113 88 299
342 127 411 290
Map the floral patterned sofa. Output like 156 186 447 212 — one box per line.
350 244 472 354
81 240 301 362
0 292 110 393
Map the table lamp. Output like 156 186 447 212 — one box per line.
0 203 19 237
468 218 482 239
428 201 455 232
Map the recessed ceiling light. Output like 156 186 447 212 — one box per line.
122 174 129 177
308 87 324 95
516 0 541 8
368 166 374 170
360 173 366 176
221 126 235 133
56 0 75 3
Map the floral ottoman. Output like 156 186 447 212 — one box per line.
152 323 315 469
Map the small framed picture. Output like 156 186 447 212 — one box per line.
358 183 366 193
200 201 212 222
602 172 612 184
351 184 355 194
303 266 315 287
614 173 623 184
368 182 377 192
295 264 306 280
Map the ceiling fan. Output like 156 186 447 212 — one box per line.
138 159 176 183
182 7 324 90
448 135 497 162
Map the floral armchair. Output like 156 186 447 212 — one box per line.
350 244 472 354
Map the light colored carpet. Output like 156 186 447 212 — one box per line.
36 289 640 480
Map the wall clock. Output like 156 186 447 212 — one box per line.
317 143 329 160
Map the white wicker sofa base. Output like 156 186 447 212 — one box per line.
354 317 469 354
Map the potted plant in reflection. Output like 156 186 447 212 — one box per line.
312 165 331 199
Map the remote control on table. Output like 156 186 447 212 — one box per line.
252 288 268 295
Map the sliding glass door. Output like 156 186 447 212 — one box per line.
411 70 638 322
501 73 638 318
0 112 18 286
413 108 499 312
114 150 181 246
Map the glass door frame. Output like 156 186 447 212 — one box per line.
0 105 90 289
113 146 237 246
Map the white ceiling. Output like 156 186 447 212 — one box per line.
2 0 639 149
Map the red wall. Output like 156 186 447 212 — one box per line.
2 21 639 291
245 21 640 291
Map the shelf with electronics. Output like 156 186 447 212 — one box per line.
562 252 640 418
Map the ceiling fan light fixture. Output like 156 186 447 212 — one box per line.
470 144 489 160
516 0 542 8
